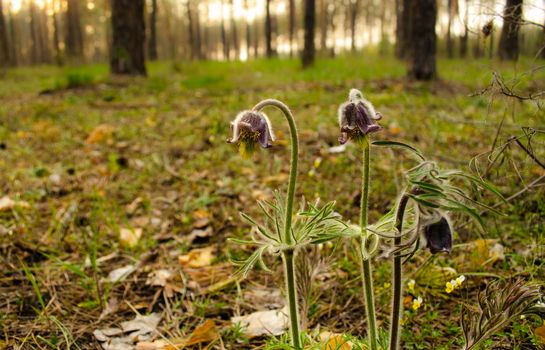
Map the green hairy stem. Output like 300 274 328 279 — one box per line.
359 137 378 350
389 191 410 350
253 99 302 349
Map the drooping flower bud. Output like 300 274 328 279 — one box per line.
227 110 275 158
338 89 382 145
422 216 453 254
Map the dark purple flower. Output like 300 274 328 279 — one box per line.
423 216 453 254
228 111 275 157
338 89 382 145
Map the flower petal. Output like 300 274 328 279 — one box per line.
423 217 453 254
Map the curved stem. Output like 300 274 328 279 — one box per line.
359 138 378 350
253 99 301 349
389 191 410 350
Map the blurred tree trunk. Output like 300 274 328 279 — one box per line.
38 6 51 63
230 0 239 60
408 0 437 80
0 0 8 66
446 0 458 58
29 2 40 64
148 0 158 60
289 0 295 57
52 0 63 65
220 1 229 60
395 0 411 59
498 0 522 60
488 0 496 59
8 5 17 65
265 0 273 57
245 0 251 58
253 16 259 57
459 0 468 57
195 3 203 59
164 4 177 59
65 0 84 59
328 3 337 57
186 0 196 59
302 0 315 67
365 0 373 45
350 0 360 52
110 0 146 75
319 0 327 52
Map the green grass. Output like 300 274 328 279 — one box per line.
0 54 544 349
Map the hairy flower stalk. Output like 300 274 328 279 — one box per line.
338 89 382 350
250 99 302 349
389 191 410 350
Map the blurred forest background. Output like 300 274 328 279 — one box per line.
1 0 545 349
0 0 544 75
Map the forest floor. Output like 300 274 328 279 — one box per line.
1 54 545 350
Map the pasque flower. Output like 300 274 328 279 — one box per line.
228 110 275 157
423 216 453 254
338 89 383 145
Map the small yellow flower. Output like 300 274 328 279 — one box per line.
407 279 416 293
445 280 455 294
455 275 466 287
313 157 322 169
412 296 423 311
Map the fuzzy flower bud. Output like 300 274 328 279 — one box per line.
338 89 382 145
227 110 275 158
423 216 453 254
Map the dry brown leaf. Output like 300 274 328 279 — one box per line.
86 124 115 144
536 324 545 343
457 239 505 269
135 320 218 350
0 196 30 212
320 332 353 350
178 246 215 268
119 227 142 248
231 307 289 337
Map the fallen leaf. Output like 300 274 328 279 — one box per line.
119 227 143 248
535 324 545 343
231 307 289 337
94 313 161 350
0 196 30 211
86 124 115 144
178 246 215 268
185 319 219 346
135 320 218 350
146 269 172 287
106 264 137 282
320 332 353 350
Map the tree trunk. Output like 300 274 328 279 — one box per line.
395 0 411 59
29 2 40 64
350 0 359 52
319 0 327 52
446 0 458 58
302 0 316 67
187 0 196 60
8 4 16 65
408 0 437 80
542 2 545 59
52 0 63 65
498 0 522 60
110 0 146 75
230 0 239 60
65 0 84 58
460 0 468 57
148 0 158 60
289 0 296 57
0 0 8 66
194 3 203 59
265 0 273 57
220 1 229 60
245 0 251 59
253 16 259 57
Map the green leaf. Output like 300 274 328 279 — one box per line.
372 140 425 160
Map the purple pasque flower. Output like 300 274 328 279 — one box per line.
338 89 382 145
423 216 453 254
228 110 275 157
